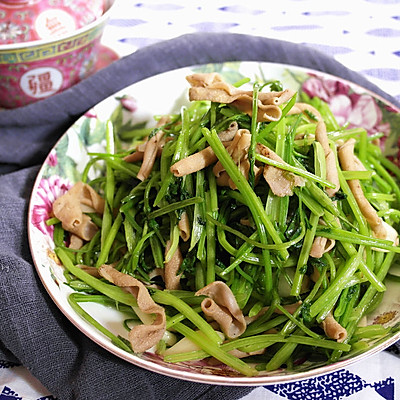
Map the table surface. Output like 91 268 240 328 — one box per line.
1 0 400 399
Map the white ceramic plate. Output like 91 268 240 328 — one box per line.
28 61 400 385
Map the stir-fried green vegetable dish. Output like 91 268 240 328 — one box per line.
48 72 400 376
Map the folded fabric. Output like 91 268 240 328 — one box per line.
0 33 399 400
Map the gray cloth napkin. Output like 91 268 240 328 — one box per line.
0 33 399 400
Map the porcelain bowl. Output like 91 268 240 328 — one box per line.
0 0 115 108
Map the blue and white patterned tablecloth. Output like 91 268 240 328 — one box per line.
102 0 400 103
2 1 400 399
0 351 398 400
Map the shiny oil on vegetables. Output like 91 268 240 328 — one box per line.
48 72 400 376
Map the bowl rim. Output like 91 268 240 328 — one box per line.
0 0 116 50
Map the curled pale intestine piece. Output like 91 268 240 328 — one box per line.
321 312 347 343
170 146 219 177
289 107 340 257
229 131 252 165
127 116 170 181
98 264 166 353
123 146 163 164
216 157 262 190
186 73 295 122
338 138 396 241
170 124 258 185
233 158 262 190
309 218 336 259
289 107 339 197
215 170 231 187
313 122 339 257
170 124 237 178
69 234 84 250
315 121 340 198
218 121 239 141
310 236 336 259
257 144 305 197
195 281 246 339
164 240 183 290
136 129 166 181
178 211 191 242
52 181 104 241
213 129 251 177
214 129 262 190
123 141 148 163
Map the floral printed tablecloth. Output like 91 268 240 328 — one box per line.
1 0 400 399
